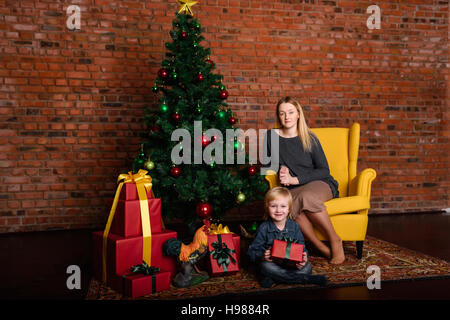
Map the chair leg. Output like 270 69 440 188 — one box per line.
356 241 364 259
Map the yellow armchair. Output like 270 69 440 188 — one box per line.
265 123 376 259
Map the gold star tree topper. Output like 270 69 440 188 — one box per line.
177 0 197 16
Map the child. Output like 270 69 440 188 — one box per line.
247 187 327 288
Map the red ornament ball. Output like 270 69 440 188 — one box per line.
179 31 188 40
248 165 257 176
229 117 236 125
219 90 229 99
205 59 214 68
158 68 168 78
172 112 181 122
170 166 181 178
201 135 210 148
197 73 204 82
196 202 212 219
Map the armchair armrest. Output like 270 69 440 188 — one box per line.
351 168 377 198
264 170 281 190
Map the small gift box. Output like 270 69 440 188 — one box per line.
208 233 239 276
121 263 171 298
110 198 162 237
208 223 241 267
271 237 304 268
119 181 153 201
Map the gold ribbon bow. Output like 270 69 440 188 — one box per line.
102 169 153 283
209 223 232 235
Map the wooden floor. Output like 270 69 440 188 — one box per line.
1 212 449 300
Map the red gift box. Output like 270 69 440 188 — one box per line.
92 229 177 286
207 233 239 276
121 271 171 298
271 239 304 267
119 182 153 201
110 198 162 237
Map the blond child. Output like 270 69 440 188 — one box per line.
247 187 327 288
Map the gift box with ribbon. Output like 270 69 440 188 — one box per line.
271 237 304 268
92 169 175 297
207 233 239 276
208 223 240 266
119 182 153 201
92 229 177 281
110 198 162 238
120 262 171 298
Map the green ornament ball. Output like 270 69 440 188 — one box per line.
236 192 246 204
159 102 168 113
250 221 258 232
144 160 155 170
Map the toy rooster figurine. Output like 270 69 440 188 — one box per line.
163 221 211 287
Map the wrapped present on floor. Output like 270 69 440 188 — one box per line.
92 169 175 297
207 233 239 276
271 237 304 268
121 262 171 298
92 229 177 286
208 223 241 267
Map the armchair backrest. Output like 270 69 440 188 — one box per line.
311 123 360 197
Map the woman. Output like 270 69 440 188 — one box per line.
263 96 345 264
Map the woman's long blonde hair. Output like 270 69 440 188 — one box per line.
276 96 316 152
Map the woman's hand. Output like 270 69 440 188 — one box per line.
295 252 308 269
279 166 299 186
263 247 273 262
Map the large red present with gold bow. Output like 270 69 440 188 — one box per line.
92 229 177 286
93 230 177 278
94 169 175 295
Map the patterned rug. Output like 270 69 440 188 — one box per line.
85 236 450 300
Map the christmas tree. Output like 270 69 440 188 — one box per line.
132 2 268 228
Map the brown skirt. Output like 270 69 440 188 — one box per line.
289 180 333 217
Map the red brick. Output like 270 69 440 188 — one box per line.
0 0 447 232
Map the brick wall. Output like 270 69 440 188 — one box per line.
0 0 448 232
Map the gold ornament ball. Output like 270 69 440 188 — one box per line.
236 192 246 203
144 160 155 170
